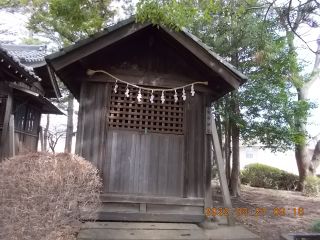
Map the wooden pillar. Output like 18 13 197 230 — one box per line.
75 81 86 156
209 109 235 226
204 106 212 210
0 83 13 161
8 114 15 157
39 126 44 151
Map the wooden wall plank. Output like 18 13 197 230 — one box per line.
119 131 127 192
99 83 109 179
138 134 146 194
143 134 151 195
171 137 179 196
129 133 136 194
109 132 117 192
103 130 113 192
151 135 159 195
157 135 169 195
92 84 101 168
133 133 141 193
166 136 174 196
124 134 132 193
81 82 94 161
114 131 123 192
178 136 184 197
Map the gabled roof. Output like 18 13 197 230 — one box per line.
0 44 61 98
0 45 42 82
46 18 247 82
0 47 63 115
1 44 47 67
181 28 248 81
46 18 248 101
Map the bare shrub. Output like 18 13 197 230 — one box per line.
0 152 102 240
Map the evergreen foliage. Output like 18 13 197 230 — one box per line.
241 163 299 190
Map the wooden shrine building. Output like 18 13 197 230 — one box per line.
46 18 247 223
0 44 63 160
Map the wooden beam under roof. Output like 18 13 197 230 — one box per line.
48 22 152 71
160 27 241 89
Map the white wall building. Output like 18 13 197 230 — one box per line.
239 142 320 175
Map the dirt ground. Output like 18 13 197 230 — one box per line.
212 185 320 240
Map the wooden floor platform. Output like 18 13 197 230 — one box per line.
90 194 206 223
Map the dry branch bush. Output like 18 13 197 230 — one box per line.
0 152 102 240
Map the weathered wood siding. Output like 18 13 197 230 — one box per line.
184 92 206 198
76 81 208 199
76 81 109 173
0 127 38 157
88 28 208 83
103 131 183 196
14 132 38 154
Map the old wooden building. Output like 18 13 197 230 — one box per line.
46 18 247 222
0 44 62 160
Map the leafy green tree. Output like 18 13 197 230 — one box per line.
18 0 116 47
0 0 20 10
274 1 320 190
20 37 49 45
13 0 117 153
136 0 319 192
200 6 313 195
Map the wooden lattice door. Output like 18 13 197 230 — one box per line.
104 84 185 196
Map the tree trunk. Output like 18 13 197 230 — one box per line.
309 140 320 175
64 96 74 153
295 144 310 191
230 94 240 197
43 114 50 152
295 88 312 191
289 33 319 191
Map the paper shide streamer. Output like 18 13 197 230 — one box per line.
87 69 208 103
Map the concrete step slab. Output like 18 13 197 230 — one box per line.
77 229 207 240
205 226 260 240
197 221 220 230
82 222 200 230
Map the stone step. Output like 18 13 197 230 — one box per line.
82 222 200 230
205 226 260 240
78 222 207 240
77 222 260 240
78 229 207 240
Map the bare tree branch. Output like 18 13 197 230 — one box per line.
285 0 320 53
303 33 320 91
